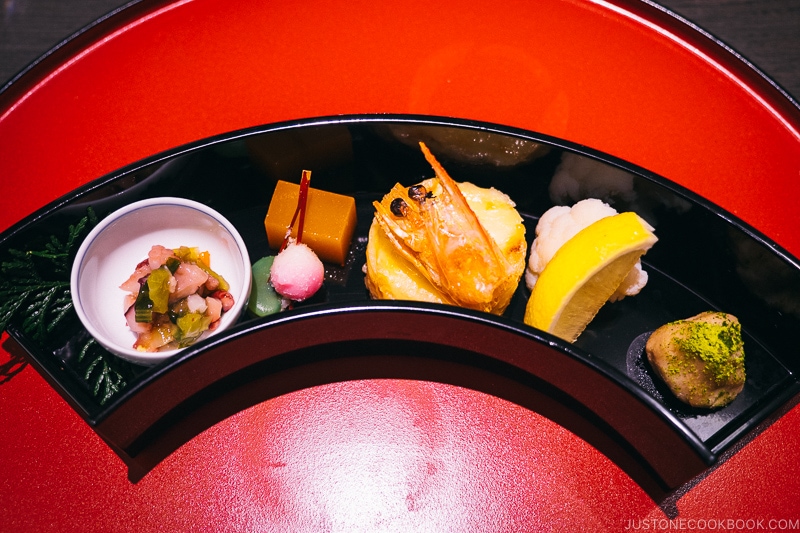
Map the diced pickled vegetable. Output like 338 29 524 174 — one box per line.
134 283 154 323
165 256 181 274
147 267 172 314
174 246 202 262
122 244 235 352
174 245 229 291
176 312 212 344
134 320 178 351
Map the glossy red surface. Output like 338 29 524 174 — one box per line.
1 0 799 529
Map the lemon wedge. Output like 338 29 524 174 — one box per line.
524 211 657 342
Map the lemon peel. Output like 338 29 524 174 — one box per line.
524 211 657 342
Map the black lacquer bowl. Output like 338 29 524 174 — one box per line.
2 116 798 497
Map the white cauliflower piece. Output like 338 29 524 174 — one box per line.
611 261 648 302
524 199 616 289
525 198 649 301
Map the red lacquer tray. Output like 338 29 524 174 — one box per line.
1 0 799 530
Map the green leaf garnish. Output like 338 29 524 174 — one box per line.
77 338 129 406
0 209 96 342
0 208 136 405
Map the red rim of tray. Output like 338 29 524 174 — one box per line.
1 0 799 528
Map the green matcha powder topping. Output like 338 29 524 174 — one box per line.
674 314 744 384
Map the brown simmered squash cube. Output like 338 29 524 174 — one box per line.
265 180 357 266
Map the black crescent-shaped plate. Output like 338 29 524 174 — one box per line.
2 115 799 499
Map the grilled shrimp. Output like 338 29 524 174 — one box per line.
371 142 517 313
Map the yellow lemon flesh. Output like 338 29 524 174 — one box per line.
524 211 657 342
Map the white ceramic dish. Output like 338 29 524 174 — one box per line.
70 197 252 365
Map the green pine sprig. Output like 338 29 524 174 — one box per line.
1 208 133 405
78 338 129 405
0 210 95 342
